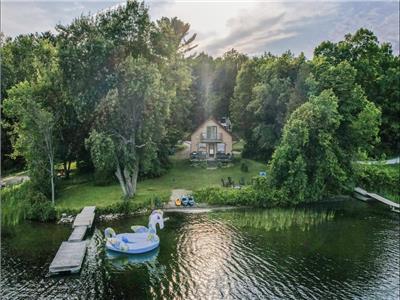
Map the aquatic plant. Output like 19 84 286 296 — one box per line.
1 183 31 226
1 182 56 226
210 208 335 232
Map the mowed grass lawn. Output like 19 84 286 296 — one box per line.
55 158 267 211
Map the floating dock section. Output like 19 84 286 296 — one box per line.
354 188 399 213
49 206 96 275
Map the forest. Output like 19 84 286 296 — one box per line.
1 1 399 219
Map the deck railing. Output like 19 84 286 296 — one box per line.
200 132 223 142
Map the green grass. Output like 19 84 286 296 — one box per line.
232 140 245 152
380 192 400 203
55 158 267 211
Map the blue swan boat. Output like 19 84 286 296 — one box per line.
104 210 167 254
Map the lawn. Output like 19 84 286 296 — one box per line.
55 158 267 211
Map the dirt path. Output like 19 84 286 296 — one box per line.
173 141 190 160
0 174 29 187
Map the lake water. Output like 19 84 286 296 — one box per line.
1 200 399 299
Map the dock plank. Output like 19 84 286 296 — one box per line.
68 226 88 242
49 241 86 274
354 187 369 196
80 206 96 215
367 193 400 209
353 193 373 202
73 212 95 228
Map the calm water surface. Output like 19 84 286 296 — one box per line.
1 200 399 299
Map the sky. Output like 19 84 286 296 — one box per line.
1 1 399 58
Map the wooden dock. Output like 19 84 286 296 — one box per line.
49 206 96 275
68 226 88 242
73 206 96 228
354 187 399 212
49 241 86 274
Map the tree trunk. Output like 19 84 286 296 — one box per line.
115 165 128 197
64 160 71 179
50 158 55 205
130 160 139 196
115 161 139 199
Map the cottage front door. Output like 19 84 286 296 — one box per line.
208 143 215 158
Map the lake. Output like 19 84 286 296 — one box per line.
1 200 399 299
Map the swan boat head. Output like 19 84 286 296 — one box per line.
148 210 166 232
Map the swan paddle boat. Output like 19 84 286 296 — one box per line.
106 248 159 269
104 210 168 254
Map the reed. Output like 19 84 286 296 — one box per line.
211 208 335 232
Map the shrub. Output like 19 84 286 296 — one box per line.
355 164 399 196
28 201 57 222
193 186 272 207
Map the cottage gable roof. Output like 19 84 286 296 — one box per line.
191 117 232 138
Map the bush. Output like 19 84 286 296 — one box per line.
28 201 57 222
193 186 272 207
355 164 399 196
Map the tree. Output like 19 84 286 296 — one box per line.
152 17 196 150
230 59 259 138
56 1 156 175
4 81 57 204
87 57 168 199
212 49 247 118
307 59 381 174
57 1 152 121
314 28 399 154
267 59 381 203
1 32 57 172
268 90 344 203
232 52 310 160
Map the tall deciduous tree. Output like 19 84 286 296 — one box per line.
314 28 399 154
268 90 343 203
307 59 382 174
268 60 381 203
231 52 310 160
87 57 168 199
56 1 153 173
4 81 57 203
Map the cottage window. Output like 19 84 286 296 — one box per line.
197 143 206 152
217 143 225 153
206 126 217 139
